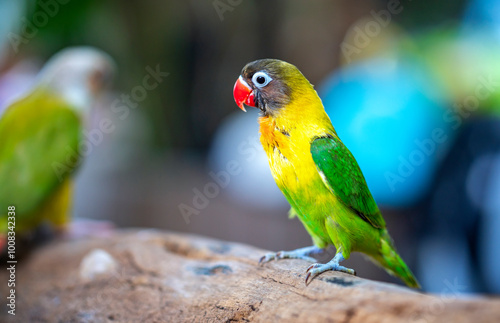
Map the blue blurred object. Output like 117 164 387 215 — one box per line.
319 56 452 207
463 0 500 40
419 118 500 293
0 0 26 62
481 153 500 292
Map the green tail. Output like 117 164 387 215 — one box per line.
375 230 420 289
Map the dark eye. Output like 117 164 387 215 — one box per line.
252 71 272 88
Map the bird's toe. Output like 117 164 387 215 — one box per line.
304 262 356 285
259 253 278 265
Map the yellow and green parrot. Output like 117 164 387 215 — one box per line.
0 47 115 249
233 59 420 288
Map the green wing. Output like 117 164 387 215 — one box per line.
310 136 385 229
0 88 81 220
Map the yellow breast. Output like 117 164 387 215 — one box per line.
259 115 320 194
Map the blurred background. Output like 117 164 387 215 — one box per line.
1 0 500 294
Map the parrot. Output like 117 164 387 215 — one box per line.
232 59 420 288
0 47 115 250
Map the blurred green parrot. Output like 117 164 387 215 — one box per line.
0 47 115 249
233 59 419 288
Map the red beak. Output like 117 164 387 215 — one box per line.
233 76 255 112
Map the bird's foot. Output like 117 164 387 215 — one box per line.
259 246 322 265
305 253 356 285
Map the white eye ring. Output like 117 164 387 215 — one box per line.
252 71 272 88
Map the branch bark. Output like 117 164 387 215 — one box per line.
2 229 499 322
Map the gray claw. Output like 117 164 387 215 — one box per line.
304 261 356 286
259 253 277 265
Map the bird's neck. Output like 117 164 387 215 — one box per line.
50 83 93 113
259 90 336 142
36 70 94 114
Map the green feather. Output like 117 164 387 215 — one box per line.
0 88 81 232
310 136 385 229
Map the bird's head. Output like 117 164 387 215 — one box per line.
39 47 116 112
233 59 314 117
